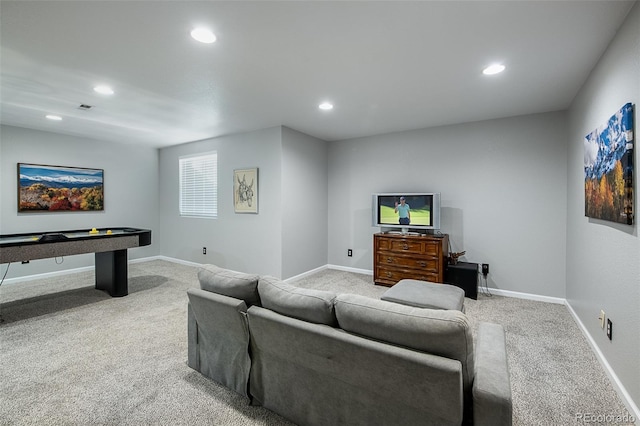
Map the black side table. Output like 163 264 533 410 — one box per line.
445 261 478 299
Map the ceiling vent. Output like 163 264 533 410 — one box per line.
78 104 93 110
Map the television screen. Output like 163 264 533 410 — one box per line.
372 193 441 231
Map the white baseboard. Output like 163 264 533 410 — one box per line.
565 302 640 422
284 265 329 283
326 264 373 276
147 255 203 268
322 266 566 304
1 265 95 285
485 287 566 305
1 255 202 285
129 255 162 264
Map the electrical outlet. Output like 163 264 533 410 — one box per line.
347 249 353 257
202 247 207 255
481 263 489 276
606 318 613 340
599 310 606 329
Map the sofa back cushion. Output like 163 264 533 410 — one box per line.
258 276 337 326
198 264 260 306
335 293 474 390
247 305 464 425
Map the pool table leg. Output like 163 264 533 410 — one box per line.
95 249 128 297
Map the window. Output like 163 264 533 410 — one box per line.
179 152 217 218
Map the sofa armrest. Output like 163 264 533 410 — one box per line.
187 302 198 370
186 288 251 398
473 322 512 426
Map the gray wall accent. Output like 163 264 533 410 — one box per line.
567 2 639 407
0 125 159 279
158 126 284 277
281 127 328 278
328 112 568 298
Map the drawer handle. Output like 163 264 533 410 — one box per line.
402 244 409 250
386 272 393 278
387 257 393 263
417 261 426 267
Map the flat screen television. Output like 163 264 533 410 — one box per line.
372 193 441 234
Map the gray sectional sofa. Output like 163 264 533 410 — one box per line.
187 264 512 426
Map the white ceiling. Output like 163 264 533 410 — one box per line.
0 1 635 148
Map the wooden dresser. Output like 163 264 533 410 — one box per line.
373 232 449 286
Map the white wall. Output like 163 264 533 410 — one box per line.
281 127 328 278
0 125 159 279
567 2 640 410
328 112 568 297
158 126 284 277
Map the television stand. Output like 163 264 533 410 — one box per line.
373 232 449 286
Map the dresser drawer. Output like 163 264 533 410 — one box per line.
424 241 441 257
375 253 438 272
375 266 440 285
387 239 425 254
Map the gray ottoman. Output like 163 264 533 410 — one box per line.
381 279 465 311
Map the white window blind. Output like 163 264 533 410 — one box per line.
179 152 217 218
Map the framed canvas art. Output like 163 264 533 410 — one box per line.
584 103 634 225
234 168 258 213
18 163 104 212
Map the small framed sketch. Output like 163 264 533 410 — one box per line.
234 168 258 213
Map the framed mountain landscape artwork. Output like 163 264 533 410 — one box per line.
584 103 634 225
18 163 104 212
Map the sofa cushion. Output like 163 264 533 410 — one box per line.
335 293 474 390
258 276 337 326
381 279 465 311
198 264 260 306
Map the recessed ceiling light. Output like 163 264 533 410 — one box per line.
94 85 114 95
45 114 62 121
483 64 506 75
191 27 217 44
319 102 334 110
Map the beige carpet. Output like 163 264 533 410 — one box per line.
0 260 634 425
